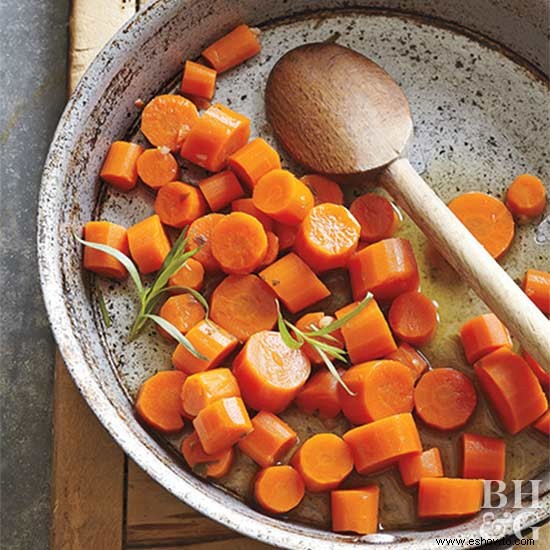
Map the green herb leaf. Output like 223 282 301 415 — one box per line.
317 348 355 396
276 301 303 349
97 288 111 328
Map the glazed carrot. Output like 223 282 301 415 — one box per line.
350 193 399 243
210 278 276 343
100 141 144 191
231 197 274 232
198 170 244 212
459 313 512 363
291 433 353 492
522 268 550 314
253 169 314 225
159 293 206 340
398 448 444 487
259 253 330 314
335 299 396 363
83 221 129 280
294 204 361 272
295 368 344 419
193 396 252 454
181 368 240 417
348 238 419 302
295 312 344 364
180 103 250 172
202 24 261 73
273 221 297 251
388 291 439 346
228 137 281 189
301 174 344 206
238 411 297 467
186 95 212 111
181 60 217 100
461 433 505 480
418 477 484 519
154 181 207 229
343 413 422 475
385 343 428 382
506 174 546 220
339 360 414 425
474 347 548 434
168 257 204 291
181 431 234 479
136 147 179 190
414 368 477 431
186 213 225 271
172 319 239 374
141 94 199 151
331 486 379 535
448 192 514 260
533 410 550 435
210 212 268 274
522 350 549 389
135 370 187 433
259 232 279 267
233 330 310 413
127 214 171 274
254 465 305 514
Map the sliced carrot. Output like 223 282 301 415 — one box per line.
254 465 305 514
136 147 179 190
339 360 414 425
233 330 311 413
474 347 548 434
154 181 206 229
350 193 399 243
202 24 261 73
506 174 546 220
231 197 274 232
533 410 550 435
301 174 344 206
461 433 505 481
181 431 234 479
168 257 204 291
335 299 396 363
522 350 549 389
210 212 268 274
295 368 344 419
83 221 129 280
448 192 514 260
158 293 206 340
100 141 144 191
459 313 512 364
291 433 353 492
186 213 225 271
180 103 250 172
141 94 199 151
418 478 484 518
181 60 217 100
135 371 187 433
385 343 428 382
331 486 379 535
273 221 298 251
238 411 297 467
210 274 278 342
259 253 330 314
127 214 171 274
398 448 444 487
259 232 279 267
253 169 314 225
295 312 344 364
343 413 422 475
198 170 244 212
522 268 550 314
228 137 281 189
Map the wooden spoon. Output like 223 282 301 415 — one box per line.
266 42 550 370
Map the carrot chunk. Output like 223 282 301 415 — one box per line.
459 313 512 364
127 214 171 274
385 343 428 381
398 448 444 487
301 174 344 206
461 433 505 481
522 350 549 389
331 486 379 535
522 268 550 314
181 60 217 100
506 174 546 220
137 148 179 190
233 331 311 413
295 312 344 364
295 368 343 419
198 170 244 212
158 293 206 340
181 431 234 479
238 411 297 467
533 410 550 435
273 221 298 251
83 221 129 280
231 197 274 232
168 257 204 291
228 137 281 189
186 213 225 271
154 181 207 228
254 465 305 514
418 477 484 519
100 141 144 191
350 193 399 243
259 232 280 268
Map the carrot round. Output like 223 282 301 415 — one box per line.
168 257 204 291
228 137 281 189
210 274 278 341
154 181 207 229
260 232 279 267
135 371 187 433
459 313 512 364
301 174 344 206
186 213 225 271
136 147 179 190
127 214 171 274
254 465 304 514
141 94 199 151
100 141 144 191
83 221 129 280
231 197 274 232
388 291 439 346
414 368 477 431
533 410 550 435
273 221 298 251
522 350 549 389
210 212 268 274
398 447 444 487
350 193 399 243
295 312 344 364
522 268 550 314
181 431 234 479
448 192 514 260
461 433 505 481
159 293 206 340
198 170 244 212
418 477 484 519
295 368 344 419
233 330 310 413
238 411 297 468
331 486 379 535
253 169 314 225
291 433 353 492
506 174 546 220
181 60 217 100
385 343 428 382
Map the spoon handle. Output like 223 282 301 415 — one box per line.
383 157 550 371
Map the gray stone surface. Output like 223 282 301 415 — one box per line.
0 0 69 548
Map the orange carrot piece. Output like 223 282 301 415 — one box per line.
523 350 549 389
83 221 129 280
154 181 207 229
301 174 344 206
343 413 422 475
522 268 550 314
474 347 548 434
210 274 278 341
159 293 206 340
228 137 281 189
180 103 250 172
339 360 414 425
335 299 396 363
210 212 268 274
385 343 428 381
259 232 279 267
168 257 204 291
398 448 444 487
418 477 484 519
99 141 144 191
295 312 344 364
291 433 353 492
506 174 546 220
186 213 225 271
127 214 171 274
331 486 379 535
181 431 234 479
136 148 179 190
202 24 261 73
350 193 399 243
233 330 311 413
238 411 297 467
254 465 304 514
181 60 217 100
198 170 244 212
295 368 343 419
135 370 187 433
461 433 505 480
533 410 550 435
448 192 514 260
231 197 274 232
259 253 330 314
459 313 512 364
141 94 199 151
273 221 298 251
